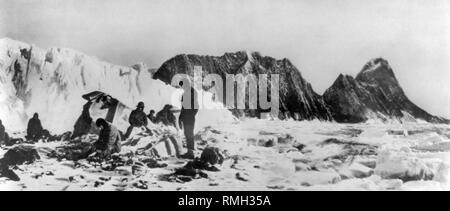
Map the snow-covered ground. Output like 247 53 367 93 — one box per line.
1 38 449 191
1 120 449 191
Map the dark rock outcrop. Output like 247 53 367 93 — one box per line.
153 51 332 120
323 58 449 123
0 167 20 181
154 52 448 124
0 145 40 181
1 145 40 166
200 146 224 166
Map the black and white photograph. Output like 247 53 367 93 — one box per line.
0 0 449 193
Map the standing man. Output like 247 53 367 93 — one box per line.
125 101 150 139
178 81 199 159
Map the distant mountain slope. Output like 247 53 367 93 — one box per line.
323 58 449 123
153 51 333 120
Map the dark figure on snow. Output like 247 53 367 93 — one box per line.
94 118 121 158
178 81 199 160
0 119 9 145
72 101 93 139
124 102 151 139
155 104 178 129
26 113 45 142
147 110 156 123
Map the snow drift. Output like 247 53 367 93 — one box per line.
0 38 235 134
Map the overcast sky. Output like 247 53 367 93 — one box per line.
1 0 449 118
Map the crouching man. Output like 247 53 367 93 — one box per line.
26 113 50 143
124 102 152 139
93 118 121 159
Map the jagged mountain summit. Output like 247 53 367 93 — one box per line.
323 58 449 124
1 38 447 132
153 51 333 120
155 53 448 124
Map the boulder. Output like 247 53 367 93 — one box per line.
235 172 250 182
200 146 224 166
0 166 20 181
1 145 40 166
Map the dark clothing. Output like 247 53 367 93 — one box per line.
125 108 150 139
179 88 199 122
181 115 196 151
94 122 121 156
0 123 4 138
27 117 44 142
179 88 199 151
72 101 93 138
155 105 177 128
0 122 8 145
148 113 156 123
129 108 148 127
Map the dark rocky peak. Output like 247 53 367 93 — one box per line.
153 51 333 120
331 74 358 89
323 58 449 124
356 57 398 85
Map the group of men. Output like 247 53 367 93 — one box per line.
1 82 200 160
97 82 199 159
125 102 179 138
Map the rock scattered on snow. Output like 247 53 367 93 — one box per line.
236 172 250 182
0 145 40 181
0 167 20 181
200 146 225 166
1 145 40 166
318 138 378 162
